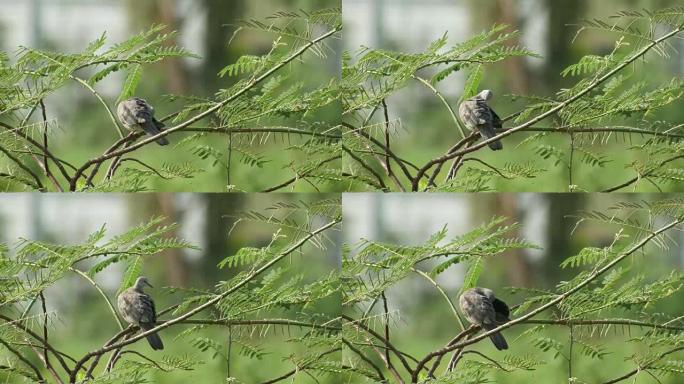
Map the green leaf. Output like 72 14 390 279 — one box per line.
462 256 483 290
460 64 483 102
118 64 142 103
119 256 142 294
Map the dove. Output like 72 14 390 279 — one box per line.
117 276 164 350
459 287 510 350
117 97 169 146
458 90 503 151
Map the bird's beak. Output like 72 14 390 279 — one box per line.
145 281 154 288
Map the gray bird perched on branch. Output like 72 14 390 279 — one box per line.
458 90 503 151
116 97 169 146
117 276 164 350
459 287 510 350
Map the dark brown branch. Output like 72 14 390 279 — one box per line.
342 121 415 188
342 338 387 383
70 26 341 191
428 326 475 377
381 292 392 373
410 219 682 382
343 145 389 191
0 121 71 185
381 100 392 178
0 314 71 375
342 314 413 375
261 155 341 192
113 350 170 372
39 292 51 378
0 338 45 383
39 100 62 191
412 26 684 191
0 144 45 191
602 346 684 384
602 155 684 192
70 219 339 383
259 348 340 384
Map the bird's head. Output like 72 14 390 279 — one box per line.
134 276 154 290
472 287 496 300
478 89 493 101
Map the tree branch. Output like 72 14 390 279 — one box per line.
410 218 683 382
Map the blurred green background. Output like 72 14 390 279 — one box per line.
0 193 341 383
0 0 342 192
343 193 684 383
343 0 684 192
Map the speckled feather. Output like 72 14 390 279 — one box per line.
117 277 164 350
458 91 503 151
459 287 509 350
116 97 169 146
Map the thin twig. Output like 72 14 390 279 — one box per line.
70 219 339 383
342 338 387 383
410 219 683 382
0 338 45 383
602 155 684 192
412 26 684 191
343 145 389 191
261 155 341 192
70 26 341 191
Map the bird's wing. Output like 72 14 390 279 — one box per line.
135 293 157 324
479 295 498 325
460 290 498 326
149 295 157 323
130 99 154 125
472 98 494 126
492 298 510 322
490 107 502 129
460 98 494 127
118 290 144 323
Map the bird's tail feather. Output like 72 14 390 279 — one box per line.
477 127 503 151
483 324 508 350
140 323 164 350
142 120 169 146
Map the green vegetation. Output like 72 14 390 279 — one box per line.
342 7 684 192
0 198 342 383
0 8 342 192
342 198 684 383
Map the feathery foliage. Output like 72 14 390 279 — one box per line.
0 8 342 192
342 7 684 192
0 198 342 383
341 198 684 383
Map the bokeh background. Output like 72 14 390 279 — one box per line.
0 193 341 383
343 0 684 192
0 0 341 192
343 193 684 383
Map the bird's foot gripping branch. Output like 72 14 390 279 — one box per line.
0 198 342 384
0 8 343 192
342 8 684 192
341 199 684 383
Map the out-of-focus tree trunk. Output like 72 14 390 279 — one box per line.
203 194 245 282
127 194 189 287
202 0 247 92
467 0 530 94
125 0 190 94
545 194 584 282
497 194 532 287
157 193 189 286
545 0 587 89
495 0 529 94
470 194 533 287
156 0 188 94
